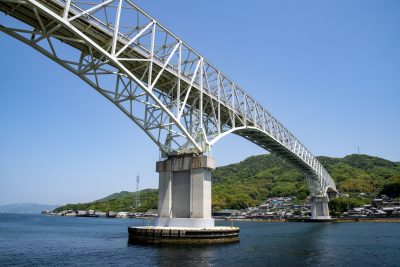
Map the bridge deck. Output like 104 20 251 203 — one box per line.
0 0 337 194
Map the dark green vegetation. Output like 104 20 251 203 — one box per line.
55 154 400 213
54 189 157 213
212 154 307 209
322 155 400 215
328 197 370 215
213 154 400 211
379 174 400 198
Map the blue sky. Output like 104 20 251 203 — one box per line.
0 0 399 205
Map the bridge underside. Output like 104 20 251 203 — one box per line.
236 129 317 175
0 0 338 222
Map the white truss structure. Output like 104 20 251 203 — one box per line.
0 0 337 196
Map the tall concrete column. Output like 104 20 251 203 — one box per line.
310 196 331 219
155 154 215 228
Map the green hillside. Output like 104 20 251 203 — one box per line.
54 189 157 213
212 154 400 209
54 154 400 212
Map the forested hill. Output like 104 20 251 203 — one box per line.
55 154 400 212
54 189 158 213
212 154 400 209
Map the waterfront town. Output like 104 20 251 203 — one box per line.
214 194 400 219
43 194 400 220
41 209 158 219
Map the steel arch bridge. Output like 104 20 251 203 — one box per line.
0 0 337 198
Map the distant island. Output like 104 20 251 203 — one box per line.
55 154 400 216
0 203 59 214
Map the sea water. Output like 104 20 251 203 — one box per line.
0 214 399 266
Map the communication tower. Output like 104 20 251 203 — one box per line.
136 173 141 208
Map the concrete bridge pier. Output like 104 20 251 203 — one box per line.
310 196 331 220
128 154 240 244
155 154 215 228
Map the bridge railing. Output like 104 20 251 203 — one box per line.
61 0 336 192
1 0 335 192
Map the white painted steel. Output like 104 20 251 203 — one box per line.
0 0 337 197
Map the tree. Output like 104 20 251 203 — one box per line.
328 197 368 215
380 175 400 198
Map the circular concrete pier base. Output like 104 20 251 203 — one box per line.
128 226 240 245
305 218 333 222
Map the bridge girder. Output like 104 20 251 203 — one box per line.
0 0 337 196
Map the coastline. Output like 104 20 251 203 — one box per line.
332 217 400 223
36 213 400 223
218 217 400 223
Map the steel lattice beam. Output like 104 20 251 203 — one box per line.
0 0 337 196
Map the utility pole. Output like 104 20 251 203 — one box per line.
136 173 141 208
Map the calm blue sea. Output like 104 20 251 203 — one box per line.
0 213 399 266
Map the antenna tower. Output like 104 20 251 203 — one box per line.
136 173 141 208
